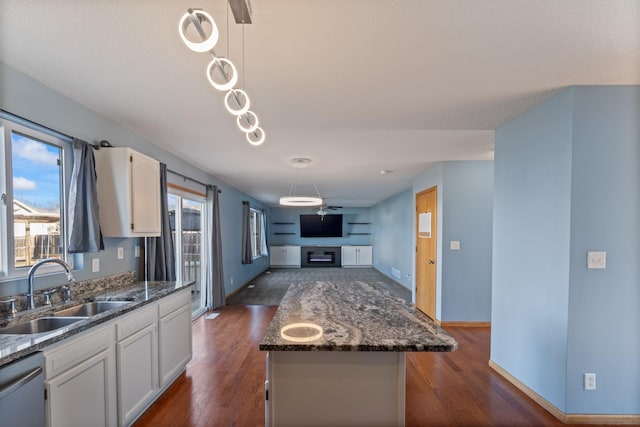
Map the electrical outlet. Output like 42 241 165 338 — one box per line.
92 258 100 273
117 247 124 259
135 246 140 258
584 373 596 391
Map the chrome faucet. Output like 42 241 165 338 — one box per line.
26 258 75 310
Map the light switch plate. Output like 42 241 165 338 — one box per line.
450 241 461 250
92 258 100 272
117 247 124 259
135 246 140 258
587 251 606 269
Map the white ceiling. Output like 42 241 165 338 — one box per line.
1 1 638 207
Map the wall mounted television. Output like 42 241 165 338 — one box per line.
300 214 343 238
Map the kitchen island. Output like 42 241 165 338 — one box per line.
260 280 457 427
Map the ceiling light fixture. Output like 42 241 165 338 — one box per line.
179 7 265 146
279 158 323 207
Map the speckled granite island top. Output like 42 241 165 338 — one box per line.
260 281 458 352
0 281 189 366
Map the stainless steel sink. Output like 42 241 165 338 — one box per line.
0 317 86 335
53 301 132 317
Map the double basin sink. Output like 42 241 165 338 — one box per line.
0 301 132 335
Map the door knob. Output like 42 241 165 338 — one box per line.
428 259 435 264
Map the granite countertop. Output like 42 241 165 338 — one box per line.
0 281 189 366
259 281 458 352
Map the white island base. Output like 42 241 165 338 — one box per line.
266 351 406 427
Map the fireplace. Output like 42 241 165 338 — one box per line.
301 246 341 268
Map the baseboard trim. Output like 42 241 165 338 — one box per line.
489 360 640 424
440 321 491 328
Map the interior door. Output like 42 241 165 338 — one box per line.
415 186 437 320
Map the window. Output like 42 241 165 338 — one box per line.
1 118 68 278
250 208 267 259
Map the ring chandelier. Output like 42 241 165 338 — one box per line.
179 8 265 146
279 157 323 206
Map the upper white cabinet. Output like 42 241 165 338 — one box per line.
95 147 161 237
341 246 372 267
270 246 301 267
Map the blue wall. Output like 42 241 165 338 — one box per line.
0 62 268 298
565 86 640 414
370 189 413 289
269 207 371 247
441 161 493 321
491 89 574 410
492 86 640 415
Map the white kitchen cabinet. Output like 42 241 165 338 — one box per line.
116 306 158 427
269 246 301 267
45 327 117 427
43 289 192 427
341 245 372 267
95 147 161 237
158 289 192 388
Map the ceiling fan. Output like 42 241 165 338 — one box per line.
315 203 342 217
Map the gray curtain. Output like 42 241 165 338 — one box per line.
207 185 225 308
68 138 104 253
241 201 252 264
148 163 176 281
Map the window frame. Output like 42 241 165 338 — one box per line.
0 116 71 280
249 207 266 260
167 187 207 314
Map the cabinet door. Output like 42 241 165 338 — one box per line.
284 246 301 266
130 150 161 234
341 246 357 266
357 246 372 266
46 349 116 427
158 305 192 388
270 247 287 266
117 323 158 426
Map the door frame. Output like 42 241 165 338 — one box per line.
414 186 439 321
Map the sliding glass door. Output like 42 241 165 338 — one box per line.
168 192 206 316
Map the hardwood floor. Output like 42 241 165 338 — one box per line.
135 306 608 427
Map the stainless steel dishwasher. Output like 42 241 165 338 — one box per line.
0 351 45 427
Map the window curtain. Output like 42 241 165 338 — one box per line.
241 201 252 264
260 209 268 256
68 138 104 253
147 163 176 281
207 185 225 309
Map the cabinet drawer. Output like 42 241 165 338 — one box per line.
116 305 157 341
44 326 114 380
158 290 190 318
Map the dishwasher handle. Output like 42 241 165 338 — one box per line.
0 366 43 400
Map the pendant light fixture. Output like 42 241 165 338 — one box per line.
178 7 265 146
279 158 323 207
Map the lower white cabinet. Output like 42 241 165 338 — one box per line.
116 306 158 426
158 290 192 388
341 245 372 267
45 327 117 427
44 288 192 427
269 246 301 267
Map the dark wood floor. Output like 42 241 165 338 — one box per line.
135 305 607 427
